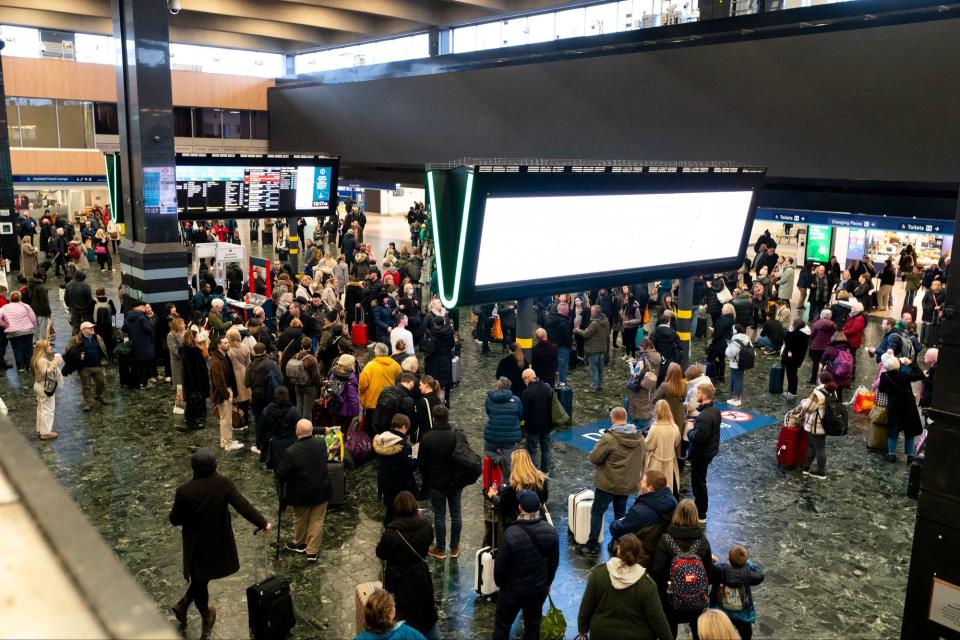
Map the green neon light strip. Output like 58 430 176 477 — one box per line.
104 153 118 224
427 169 474 308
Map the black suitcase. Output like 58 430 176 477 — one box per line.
907 461 922 500
555 385 573 420
921 322 941 347
117 355 138 390
247 575 295 640
328 461 346 508
768 362 784 394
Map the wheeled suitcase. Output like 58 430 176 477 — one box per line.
451 355 461 386
568 489 602 545
768 363 784 394
556 385 573 421
247 530 295 640
355 581 383 634
907 461 922 499
776 426 808 468
866 421 887 450
351 307 368 347
117 353 138 390
328 462 346 508
475 545 498 600
921 321 941 347
869 291 879 310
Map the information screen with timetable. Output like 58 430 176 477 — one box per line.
175 157 337 220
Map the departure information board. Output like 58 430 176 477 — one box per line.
175 154 338 220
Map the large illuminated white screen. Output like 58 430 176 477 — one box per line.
474 191 754 287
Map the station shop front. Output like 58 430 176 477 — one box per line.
750 208 953 271
13 176 109 222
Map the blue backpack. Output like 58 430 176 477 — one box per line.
263 360 282 403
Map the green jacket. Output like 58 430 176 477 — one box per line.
27 280 52 317
578 314 610 355
578 562 672 640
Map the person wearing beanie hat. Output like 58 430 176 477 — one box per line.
243 341 280 436
169 448 271 635
492 488 559 640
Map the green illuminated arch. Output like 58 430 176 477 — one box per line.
426 169 474 309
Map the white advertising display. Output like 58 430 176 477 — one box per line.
474 191 754 287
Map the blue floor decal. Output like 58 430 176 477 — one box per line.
553 403 780 453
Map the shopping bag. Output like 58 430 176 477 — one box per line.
491 317 504 341
853 387 874 414
540 595 567 640
173 384 185 415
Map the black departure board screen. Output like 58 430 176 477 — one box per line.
176 154 339 220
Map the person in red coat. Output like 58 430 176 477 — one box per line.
842 301 866 374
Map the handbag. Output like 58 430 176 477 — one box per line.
551 393 571 427
717 286 733 305
491 317 504 341
540 594 567 640
43 368 58 397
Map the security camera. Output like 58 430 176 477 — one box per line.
168 0 181 15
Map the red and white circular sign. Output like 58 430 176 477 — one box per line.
721 410 752 422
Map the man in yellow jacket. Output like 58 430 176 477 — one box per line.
359 342 402 431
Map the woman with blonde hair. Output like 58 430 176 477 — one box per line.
31 339 63 441
486 448 549 529
168 317 187 414
225 327 252 417
653 362 687 431
645 400 682 495
697 609 742 640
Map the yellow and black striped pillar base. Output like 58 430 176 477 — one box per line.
676 276 695 369
517 298 535 361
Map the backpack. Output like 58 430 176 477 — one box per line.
718 584 746 612
827 349 853 379
284 356 310 386
67 243 81 260
451 430 482 489
890 333 916 362
819 391 849 436
736 340 755 371
663 534 710 612
263 360 282 404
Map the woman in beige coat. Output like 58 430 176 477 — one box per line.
225 327 252 406
644 400 682 495
20 236 39 277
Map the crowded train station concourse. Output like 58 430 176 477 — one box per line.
0 0 958 639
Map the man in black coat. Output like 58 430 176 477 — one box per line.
373 373 417 434
124 302 158 389
686 382 721 524
277 419 331 561
492 490 560 640
544 301 572 384
530 328 558 388
418 406 464 558
520 368 554 473
169 448 270 635
651 310 681 384
64 269 93 335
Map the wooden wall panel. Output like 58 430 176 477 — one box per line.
11 149 107 176
2 58 274 110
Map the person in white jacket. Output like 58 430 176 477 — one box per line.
724 324 753 407
31 339 63 440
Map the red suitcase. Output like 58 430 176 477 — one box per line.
351 307 368 347
482 455 503 492
776 426 808 468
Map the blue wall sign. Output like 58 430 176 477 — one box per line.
13 175 107 184
756 208 954 235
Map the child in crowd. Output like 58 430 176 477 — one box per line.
711 544 765 640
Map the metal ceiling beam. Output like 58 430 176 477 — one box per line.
275 0 439 25
0 7 111 34
0 0 110 18
170 10 340 46
441 0 510 12
178 0 397 35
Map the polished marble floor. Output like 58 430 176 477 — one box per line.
0 221 919 639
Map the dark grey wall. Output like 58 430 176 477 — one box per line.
270 18 960 183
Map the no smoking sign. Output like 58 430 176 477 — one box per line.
721 410 752 422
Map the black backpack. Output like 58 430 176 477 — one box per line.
819 391 849 436
737 340 756 371
451 430 482 488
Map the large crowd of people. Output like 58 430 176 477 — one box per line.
2 211 947 639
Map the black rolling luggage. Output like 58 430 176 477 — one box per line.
907 461 923 500
768 362 784 394
247 512 295 639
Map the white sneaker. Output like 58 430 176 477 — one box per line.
164 377 172 383
251 446 261 455
726 398 742 407
223 441 244 452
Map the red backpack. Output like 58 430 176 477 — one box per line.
67 243 81 260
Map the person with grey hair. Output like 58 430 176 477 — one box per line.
808 308 836 384
483 376 523 482
574 304 610 393
878 351 925 463
576 406 646 557
545 300 572 384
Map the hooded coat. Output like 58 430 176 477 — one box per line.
374 429 418 504
577 558 673 640
588 423 647 495
423 321 455 387
375 515 438 636
777 264 795 302
627 350 662 423
359 356 402 409
579 313 610 354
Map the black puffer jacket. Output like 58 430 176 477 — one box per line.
373 384 416 434
423 323 456 387
375 516 438 635
687 402 721 461
709 315 735 358
258 401 300 468
418 424 458 492
651 325 680 365
732 294 753 327
544 310 572 348
521 379 554 435
276 436 331 506
494 517 560 597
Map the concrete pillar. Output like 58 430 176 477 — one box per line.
112 0 189 309
676 276 695 369
0 42 18 272
516 298 535 361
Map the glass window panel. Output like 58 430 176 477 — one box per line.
252 111 269 139
94 102 118 135
75 33 114 65
17 98 59 148
193 108 222 138
169 42 283 77
57 100 94 149
475 21 501 51
6 97 20 147
0 25 41 58
501 17 528 47
526 13 556 44
618 1 638 30
173 107 193 137
452 26 477 54
221 110 250 139
585 3 621 35
555 7 586 39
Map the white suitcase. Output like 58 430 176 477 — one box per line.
451 355 461 385
568 489 603 545
474 546 497 600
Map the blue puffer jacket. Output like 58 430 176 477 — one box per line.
609 487 678 540
372 304 395 345
483 388 523 446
